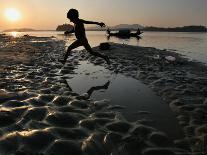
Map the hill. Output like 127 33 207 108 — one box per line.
3 28 36 32
56 24 74 31
86 24 144 31
143 25 207 32
111 24 144 30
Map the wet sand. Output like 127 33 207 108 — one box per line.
0 34 206 154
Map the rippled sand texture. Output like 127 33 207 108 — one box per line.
0 35 198 155
75 43 207 154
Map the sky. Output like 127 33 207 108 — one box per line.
0 0 207 30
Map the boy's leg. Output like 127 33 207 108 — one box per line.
61 40 82 64
83 40 110 64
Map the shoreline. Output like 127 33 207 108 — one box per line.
0 34 206 154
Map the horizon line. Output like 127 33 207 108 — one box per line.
1 24 207 32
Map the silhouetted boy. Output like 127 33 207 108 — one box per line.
61 9 110 64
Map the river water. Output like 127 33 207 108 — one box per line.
5 30 207 64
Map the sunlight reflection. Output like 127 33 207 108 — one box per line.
10 31 19 37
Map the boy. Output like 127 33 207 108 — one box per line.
61 9 110 64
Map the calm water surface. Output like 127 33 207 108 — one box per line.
66 61 182 139
5 31 207 64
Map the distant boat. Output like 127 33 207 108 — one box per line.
107 28 143 38
64 28 75 35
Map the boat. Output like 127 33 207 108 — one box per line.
107 28 143 38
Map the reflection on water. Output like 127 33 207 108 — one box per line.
9 31 19 37
29 40 48 43
86 80 110 99
66 61 183 139
4 31 207 64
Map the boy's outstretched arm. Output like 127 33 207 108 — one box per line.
80 19 105 27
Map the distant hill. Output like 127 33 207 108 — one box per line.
86 24 144 31
143 26 207 32
56 24 74 31
111 24 144 30
3 28 36 32
3 28 55 32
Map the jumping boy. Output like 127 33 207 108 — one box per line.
60 9 110 64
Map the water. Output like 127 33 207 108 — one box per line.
5 31 207 64
66 61 182 139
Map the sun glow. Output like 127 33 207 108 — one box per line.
5 8 21 22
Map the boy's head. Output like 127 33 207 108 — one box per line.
67 9 79 22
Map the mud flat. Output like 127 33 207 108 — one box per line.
72 43 207 154
0 34 203 155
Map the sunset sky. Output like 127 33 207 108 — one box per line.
0 0 207 30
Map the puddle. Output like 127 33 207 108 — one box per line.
30 40 47 43
66 61 183 139
29 40 48 43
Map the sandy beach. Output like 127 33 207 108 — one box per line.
0 34 206 155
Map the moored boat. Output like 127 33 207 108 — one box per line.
107 28 143 38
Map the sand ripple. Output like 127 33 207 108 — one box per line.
0 36 194 155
